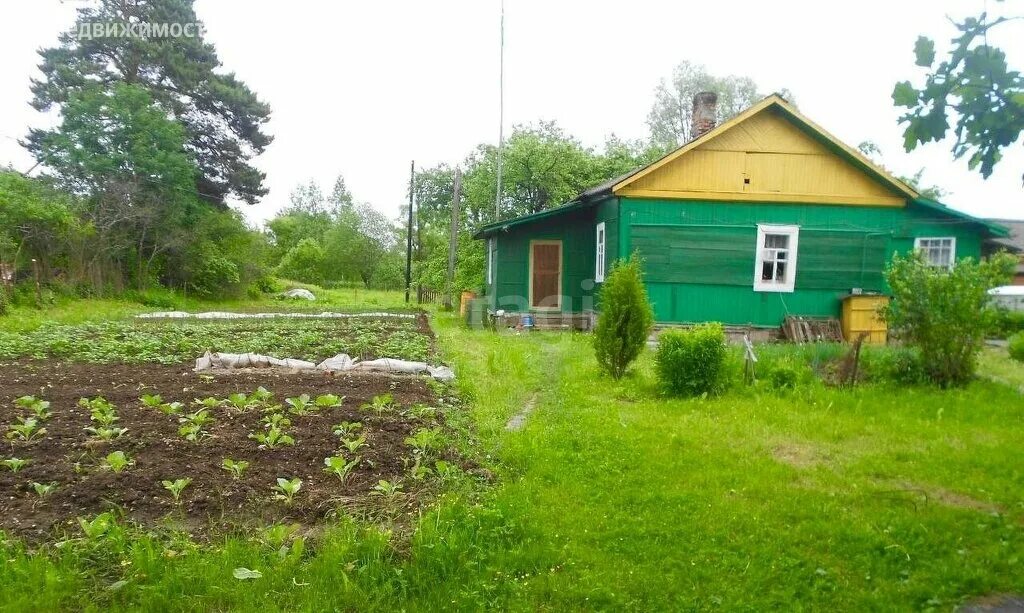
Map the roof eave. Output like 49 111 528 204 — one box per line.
472 199 589 239
913 198 1010 238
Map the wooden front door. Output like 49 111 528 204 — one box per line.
530 241 562 309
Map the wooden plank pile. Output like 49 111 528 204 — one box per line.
782 316 844 343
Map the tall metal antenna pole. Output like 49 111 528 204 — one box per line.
494 0 504 220
405 160 414 304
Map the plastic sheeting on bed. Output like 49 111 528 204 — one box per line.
194 351 454 382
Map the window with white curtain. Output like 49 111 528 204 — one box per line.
753 224 799 292
595 222 606 282
914 237 956 269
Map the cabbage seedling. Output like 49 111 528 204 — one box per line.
81 397 118 426
139 394 163 408
340 436 366 454
332 421 362 438
323 455 359 482
103 451 134 473
315 394 344 409
371 479 402 498
406 404 438 420
222 458 250 479
84 425 128 441
285 394 313 415
1 457 28 472
16 396 51 420
32 481 57 498
404 427 445 457
193 397 220 409
408 455 433 480
261 413 291 429
272 477 302 505
161 478 192 503
182 409 215 428
250 386 274 404
7 417 46 441
226 393 251 411
14 395 38 409
78 512 115 539
361 393 395 416
249 426 294 449
158 401 185 415
178 423 208 443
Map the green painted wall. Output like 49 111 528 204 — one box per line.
486 205 600 313
620 198 985 325
481 195 989 326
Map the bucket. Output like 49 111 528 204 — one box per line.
521 314 535 329
459 291 477 316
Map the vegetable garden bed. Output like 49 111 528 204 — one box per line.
0 312 434 364
0 312 466 541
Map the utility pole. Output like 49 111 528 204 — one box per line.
444 167 462 310
405 160 414 303
494 0 505 221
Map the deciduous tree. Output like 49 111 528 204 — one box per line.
893 8 1023 182
647 61 794 148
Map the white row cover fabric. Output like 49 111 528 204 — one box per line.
281 288 316 300
137 311 415 320
194 351 455 382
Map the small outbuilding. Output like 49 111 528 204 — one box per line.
474 94 1008 330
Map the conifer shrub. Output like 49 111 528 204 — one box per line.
1008 332 1024 362
593 254 654 379
655 323 727 396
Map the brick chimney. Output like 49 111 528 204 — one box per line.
691 91 718 139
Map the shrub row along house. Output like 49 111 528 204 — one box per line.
474 93 1008 332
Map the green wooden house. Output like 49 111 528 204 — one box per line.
473 94 1007 329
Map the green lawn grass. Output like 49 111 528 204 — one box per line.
978 346 1024 391
0 305 1022 610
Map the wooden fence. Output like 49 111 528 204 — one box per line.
417 286 442 304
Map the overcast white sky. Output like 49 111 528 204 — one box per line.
0 0 1021 226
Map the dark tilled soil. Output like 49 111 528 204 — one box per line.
0 361 456 540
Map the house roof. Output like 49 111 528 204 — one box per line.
984 218 1024 250
474 94 1007 239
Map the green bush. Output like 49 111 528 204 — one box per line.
127 288 181 309
594 254 654 379
655 323 727 396
1008 332 1024 362
989 309 1024 339
860 347 927 384
768 363 799 389
884 251 1015 387
276 238 327 286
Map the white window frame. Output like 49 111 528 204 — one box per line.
753 224 799 293
487 238 496 285
595 222 606 283
914 236 956 269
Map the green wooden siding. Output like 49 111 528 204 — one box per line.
621 198 985 325
486 205 599 313
482 195 989 326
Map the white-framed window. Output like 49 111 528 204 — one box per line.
753 224 799 293
595 222 606 282
914 237 956 269
487 238 496 285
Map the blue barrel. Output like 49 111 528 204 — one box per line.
522 314 534 328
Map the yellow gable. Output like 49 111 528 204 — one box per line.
614 101 911 207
